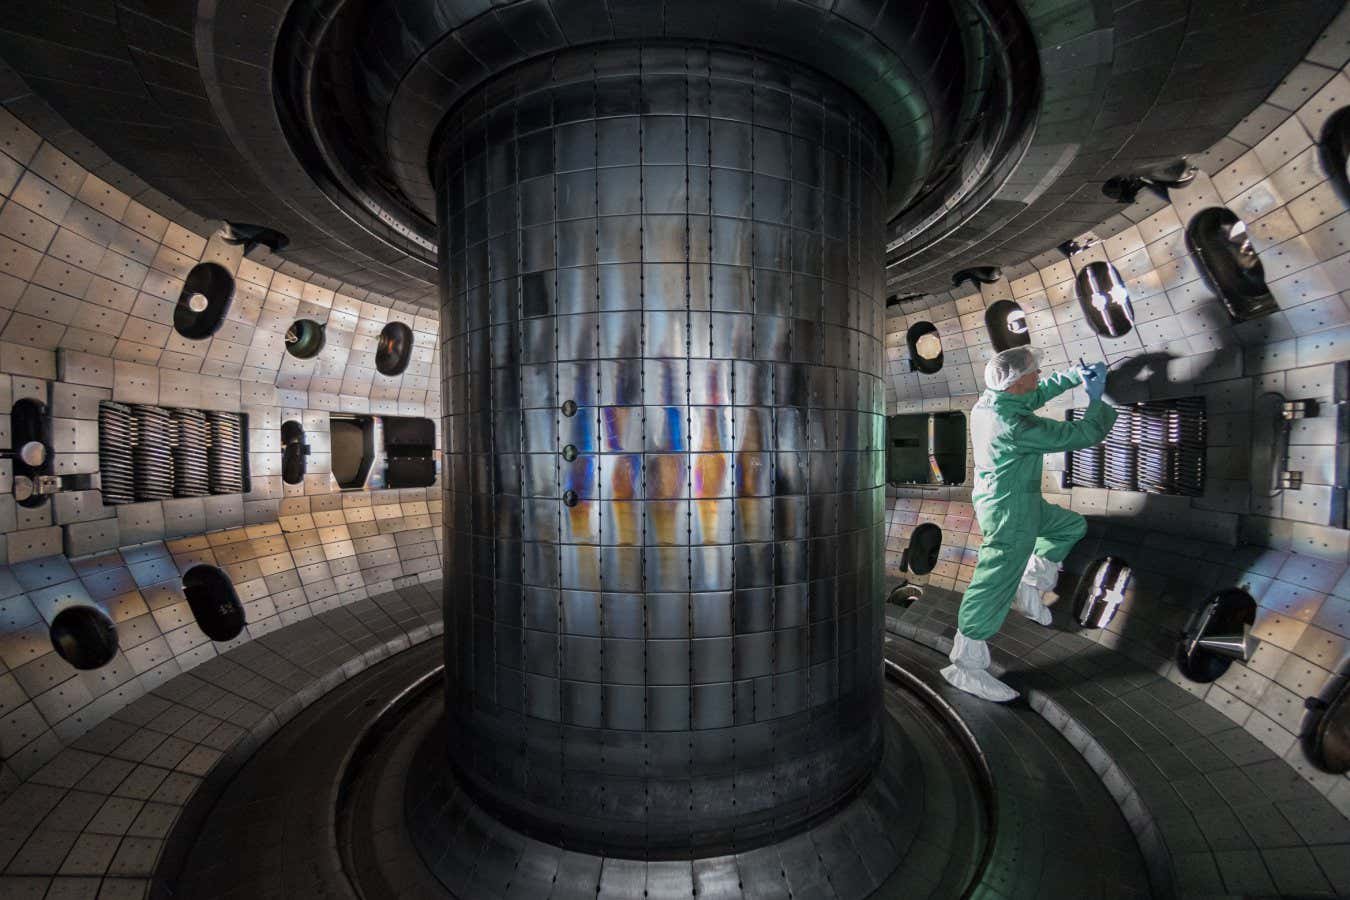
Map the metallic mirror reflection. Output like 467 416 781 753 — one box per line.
1072 556 1133 629
1075 261 1135 337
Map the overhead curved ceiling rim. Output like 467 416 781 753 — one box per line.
278 0 1038 234
366 9 931 220
192 0 435 295
883 0 1043 266
884 0 1346 297
268 0 442 265
5 0 1328 309
377 0 1018 222
191 0 440 303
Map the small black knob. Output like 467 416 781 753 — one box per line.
562 444 578 461
562 489 578 507
561 400 578 417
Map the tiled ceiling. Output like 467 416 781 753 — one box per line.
0 1 1340 311
886 0 1346 297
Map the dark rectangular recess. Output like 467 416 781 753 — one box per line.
886 412 965 486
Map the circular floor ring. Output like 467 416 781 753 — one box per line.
168 644 994 899
369 683 989 898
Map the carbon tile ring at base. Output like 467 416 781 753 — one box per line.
396 668 989 899
153 610 1156 899
161 639 996 899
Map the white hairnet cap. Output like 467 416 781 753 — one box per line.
984 347 1039 391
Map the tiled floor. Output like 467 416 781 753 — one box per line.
171 649 987 900
885 639 1151 900
162 626 1151 899
9 573 1329 897
0 579 442 899
889 587 1350 898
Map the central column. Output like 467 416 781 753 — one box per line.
437 42 889 856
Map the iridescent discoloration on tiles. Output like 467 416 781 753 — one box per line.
437 43 889 856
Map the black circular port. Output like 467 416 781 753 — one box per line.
985 299 1032 352
375 321 414 376
286 319 326 359
183 564 246 642
905 523 943 576
1318 107 1350 209
1306 680 1350 775
906 321 943 374
50 606 118 670
1175 587 1257 683
1076 261 1135 337
1072 556 1133 629
561 400 578 417
563 489 579 507
174 262 235 340
562 444 578 461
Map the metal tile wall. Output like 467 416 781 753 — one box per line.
438 44 888 853
0 105 444 799
882 47 1350 812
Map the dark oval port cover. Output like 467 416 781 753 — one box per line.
183 564 246 642
49 606 118 670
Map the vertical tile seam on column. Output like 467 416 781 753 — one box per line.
450 132 469 714
741 54 756 835
550 50 567 825
636 43 651 847
484 107 500 716
769 51 784 822
729 47 750 836
800 71 817 821
838 101 850 729
709 45 736 817
512 77 530 811
591 46 607 816
684 44 697 857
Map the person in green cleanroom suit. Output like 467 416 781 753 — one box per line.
941 347 1117 702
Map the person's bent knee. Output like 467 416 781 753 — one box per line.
1067 511 1087 542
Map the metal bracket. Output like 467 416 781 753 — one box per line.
13 474 62 504
886 583 924 609
1058 236 1099 257
1183 598 1259 665
1282 399 1318 420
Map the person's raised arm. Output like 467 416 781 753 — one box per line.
1012 398 1118 453
1024 368 1083 410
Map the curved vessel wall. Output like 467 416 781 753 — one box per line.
437 43 888 855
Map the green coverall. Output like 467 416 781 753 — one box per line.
958 369 1118 640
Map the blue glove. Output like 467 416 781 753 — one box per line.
1080 361 1107 401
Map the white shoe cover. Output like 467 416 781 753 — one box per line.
1013 582 1054 626
1023 554 1060 593
940 633 1018 702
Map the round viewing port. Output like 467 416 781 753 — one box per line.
286 319 326 359
375 321 414 376
906 321 943 374
905 523 943 576
182 564 246 642
49 606 118 670
173 262 235 340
